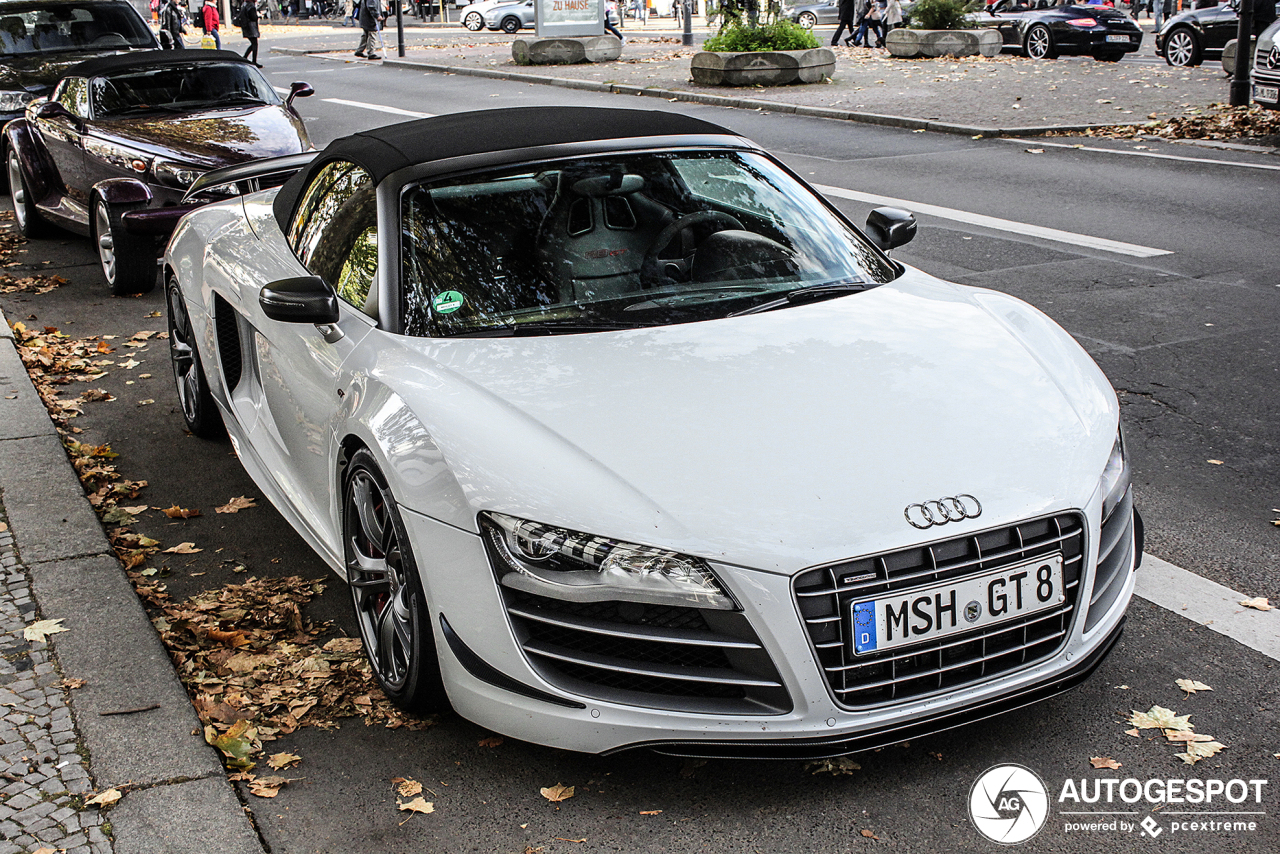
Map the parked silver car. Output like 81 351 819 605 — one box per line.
1254 16 1280 110
784 1 841 28
484 0 534 32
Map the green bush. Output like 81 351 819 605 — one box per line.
907 0 982 30
703 21 821 52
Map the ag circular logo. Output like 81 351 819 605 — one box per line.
968 764 1049 844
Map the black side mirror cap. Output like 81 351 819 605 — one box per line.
287 81 315 107
259 276 339 324
865 207 917 252
35 100 72 120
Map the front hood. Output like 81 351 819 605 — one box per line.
389 270 1117 575
91 106 310 169
0 50 135 92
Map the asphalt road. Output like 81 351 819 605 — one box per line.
2 56 1278 853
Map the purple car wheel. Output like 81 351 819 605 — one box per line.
94 199 156 295
6 149 49 239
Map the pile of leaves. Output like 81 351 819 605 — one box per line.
0 212 68 294
131 573 432 772
1076 104 1280 143
10 322 114 432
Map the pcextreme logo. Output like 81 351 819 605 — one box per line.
968 766 1269 843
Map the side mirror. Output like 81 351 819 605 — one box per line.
259 276 339 324
36 100 72 120
286 81 315 108
865 207 917 252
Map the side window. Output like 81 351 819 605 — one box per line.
288 161 378 313
54 77 89 118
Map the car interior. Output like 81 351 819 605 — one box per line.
91 64 277 117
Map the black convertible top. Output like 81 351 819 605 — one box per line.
272 107 737 231
65 49 252 80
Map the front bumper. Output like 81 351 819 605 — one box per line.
404 495 1138 756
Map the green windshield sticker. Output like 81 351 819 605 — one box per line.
432 291 465 314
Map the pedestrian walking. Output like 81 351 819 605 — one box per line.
831 0 857 47
355 0 385 60
853 0 883 49
1153 0 1170 30
883 0 901 37
239 0 262 66
344 0 355 26
200 0 221 49
605 0 624 40
158 0 186 49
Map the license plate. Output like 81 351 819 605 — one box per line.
849 554 1065 656
1106 35 1129 43
1256 85 1279 104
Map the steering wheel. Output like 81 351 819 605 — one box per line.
91 33 129 46
641 210 744 285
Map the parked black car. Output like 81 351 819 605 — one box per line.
0 0 157 127
981 0 1144 61
1156 0 1280 67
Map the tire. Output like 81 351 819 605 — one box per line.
343 448 449 714
165 276 223 439
94 198 156 296
1092 50 1125 62
798 11 817 28
500 15 520 33
1024 24 1056 59
463 10 483 30
1163 27 1201 67
6 147 50 238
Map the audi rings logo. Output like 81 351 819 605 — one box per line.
1269 45 1280 70
969 764 1050 845
904 494 982 529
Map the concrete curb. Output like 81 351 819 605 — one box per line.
0 306 266 854
274 45 1118 138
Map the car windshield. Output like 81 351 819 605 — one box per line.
400 150 896 337
91 62 281 117
0 3 154 57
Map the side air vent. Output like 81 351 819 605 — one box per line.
212 294 243 393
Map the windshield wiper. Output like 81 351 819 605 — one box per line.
728 281 869 317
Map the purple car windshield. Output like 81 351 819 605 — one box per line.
91 63 281 118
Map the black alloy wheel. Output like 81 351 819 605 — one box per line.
343 448 449 714
94 198 157 295
6 148 49 238
1163 27 1201 67
501 15 521 33
1024 24 1056 59
463 10 483 30
798 11 817 28
165 276 223 438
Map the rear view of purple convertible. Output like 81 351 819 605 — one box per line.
3 49 313 295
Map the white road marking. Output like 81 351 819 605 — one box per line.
814 184 1172 258
321 98 434 118
1136 553 1280 662
998 137 1280 172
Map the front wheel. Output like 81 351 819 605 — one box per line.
1163 28 1201 67
500 15 520 33
344 449 449 714
463 10 483 30
1024 24 1056 59
165 276 223 438
94 199 156 296
7 147 49 238
798 11 817 28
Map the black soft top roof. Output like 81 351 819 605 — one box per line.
65 49 252 80
272 107 737 231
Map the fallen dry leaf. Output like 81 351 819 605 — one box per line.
805 756 861 776
268 752 302 770
1207 459 1223 465
1129 706 1193 732
1090 757 1122 769
86 788 122 807
640 809 662 815
1124 728 1141 737
478 735 503 748
398 796 434 815
248 775 292 797
163 542 203 554
159 504 201 519
216 495 258 514
540 783 575 803
861 828 880 839
23 618 68 642
1176 740 1226 765
1240 597 1273 611
394 778 423 798
62 677 87 689
1176 678 1213 695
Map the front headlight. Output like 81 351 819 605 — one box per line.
153 159 202 189
1099 428 1130 522
0 91 35 112
480 512 736 610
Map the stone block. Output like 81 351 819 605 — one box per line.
886 27 1002 58
512 35 621 65
690 48 836 87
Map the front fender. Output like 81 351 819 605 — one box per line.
2 119 59 204
94 177 153 207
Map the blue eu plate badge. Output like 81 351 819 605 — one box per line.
853 601 877 653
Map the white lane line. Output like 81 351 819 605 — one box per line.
998 137 1280 172
1136 553 1280 662
814 184 1172 258
321 98 434 118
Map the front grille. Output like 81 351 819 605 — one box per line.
501 588 791 715
1085 487 1134 632
794 513 1085 709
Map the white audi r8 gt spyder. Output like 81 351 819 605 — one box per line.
162 107 1141 758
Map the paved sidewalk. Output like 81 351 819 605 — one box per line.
0 313 264 854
